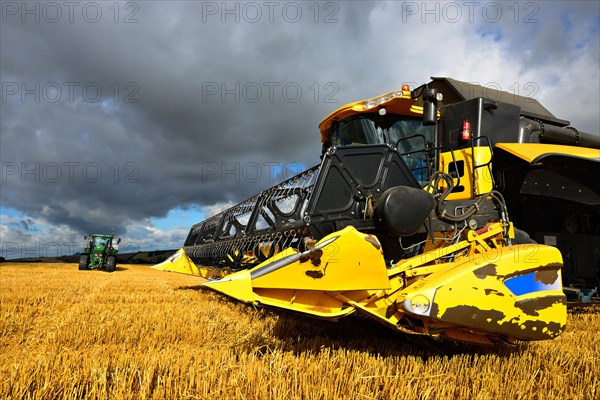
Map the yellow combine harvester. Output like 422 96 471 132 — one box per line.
155 77 600 345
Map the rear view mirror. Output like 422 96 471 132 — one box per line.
422 88 443 126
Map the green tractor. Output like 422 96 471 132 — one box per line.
78 234 121 272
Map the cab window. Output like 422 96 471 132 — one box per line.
329 115 434 185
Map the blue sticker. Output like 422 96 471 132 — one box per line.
504 272 561 296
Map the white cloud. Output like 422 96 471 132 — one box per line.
0 213 84 259
202 201 236 218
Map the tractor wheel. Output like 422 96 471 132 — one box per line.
105 255 116 272
79 254 90 270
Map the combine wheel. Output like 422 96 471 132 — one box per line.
105 255 116 272
78 254 90 270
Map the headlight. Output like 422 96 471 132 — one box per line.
363 91 405 110
403 289 437 317
410 294 431 313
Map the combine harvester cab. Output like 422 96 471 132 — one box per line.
155 80 585 345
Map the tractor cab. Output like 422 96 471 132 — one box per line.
89 235 111 251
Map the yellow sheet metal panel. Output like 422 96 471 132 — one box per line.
496 143 600 163
254 288 353 319
251 226 391 291
151 248 201 275
200 226 390 309
438 147 493 200
202 269 255 303
400 244 566 341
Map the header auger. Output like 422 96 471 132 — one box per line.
155 77 600 345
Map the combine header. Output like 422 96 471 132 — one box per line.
155 77 600 345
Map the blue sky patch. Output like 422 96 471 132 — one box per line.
151 207 205 231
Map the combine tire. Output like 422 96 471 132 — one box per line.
79 254 90 270
105 256 116 272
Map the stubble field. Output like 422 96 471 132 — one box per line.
0 262 598 399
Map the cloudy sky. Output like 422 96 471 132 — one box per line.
1 0 598 258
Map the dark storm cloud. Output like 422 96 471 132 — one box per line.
0 1 381 236
1 0 598 245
